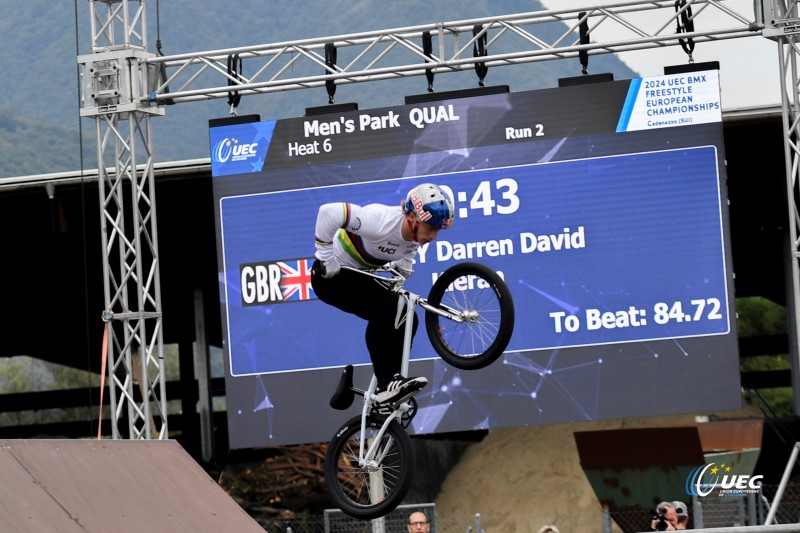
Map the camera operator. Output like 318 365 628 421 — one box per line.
673 501 690 529
649 501 679 531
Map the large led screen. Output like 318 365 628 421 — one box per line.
210 69 741 448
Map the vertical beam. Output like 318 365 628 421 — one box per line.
194 288 214 462
82 0 167 439
770 0 800 415
95 111 167 439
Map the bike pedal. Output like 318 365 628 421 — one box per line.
369 410 393 423
391 390 418 406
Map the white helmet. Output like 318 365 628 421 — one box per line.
404 183 454 229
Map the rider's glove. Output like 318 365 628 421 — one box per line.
389 257 414 278
322 257 341 278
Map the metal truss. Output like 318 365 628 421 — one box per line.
145 0 762 105
78 0 800 440
80 0 167 440
764 0 800 415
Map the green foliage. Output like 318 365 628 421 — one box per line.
736 296 787 337
736 296 792 416
0 343 220 428
736 296 789 375
0 107 95 178
0 356 98 395
743 387 793 417
0 356 99 427
741 353 789 372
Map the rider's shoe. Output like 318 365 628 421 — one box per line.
375 374 427 405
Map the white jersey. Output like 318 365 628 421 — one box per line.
314 202 418 268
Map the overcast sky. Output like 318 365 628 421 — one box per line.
539 0 782 110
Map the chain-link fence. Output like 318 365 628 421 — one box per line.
762 483 800 525
610 498 752 531
258 515 326 533
254 484 800 532
324 503 437 532
256 504 436 533
696 491 755 528
607 508 656 532
604 483 800 531
258 506 606 532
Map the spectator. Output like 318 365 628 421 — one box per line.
650 501 678 531
538 526 560 533
407 510 430 532
673 501 690 529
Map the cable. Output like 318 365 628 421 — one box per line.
74 0 95 437
227 54 243 114
472 25 488 87
750 387 795 446
156 0 161 47
423 31 434 93
674 0 696 63
152 0 174 105
579 12 590 75
325 43 337 104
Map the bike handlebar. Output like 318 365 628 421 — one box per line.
313 262 408 286
341 264 403 278
314 263 464 322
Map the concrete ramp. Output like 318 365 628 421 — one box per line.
0 439 265 533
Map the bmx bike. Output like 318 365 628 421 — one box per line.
323 261 515 520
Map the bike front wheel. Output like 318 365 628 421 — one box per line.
425 262 515 370
324 415 414 520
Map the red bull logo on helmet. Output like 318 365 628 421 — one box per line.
409 191 432 222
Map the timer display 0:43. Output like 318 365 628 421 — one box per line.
439 179 520 218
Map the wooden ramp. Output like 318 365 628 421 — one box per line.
0 439 265 533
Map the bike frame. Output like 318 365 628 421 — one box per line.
340 266 464 468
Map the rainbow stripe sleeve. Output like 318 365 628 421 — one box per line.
314 202 351 247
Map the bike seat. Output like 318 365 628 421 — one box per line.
330 365 355 410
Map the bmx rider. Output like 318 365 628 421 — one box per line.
311 183 455 406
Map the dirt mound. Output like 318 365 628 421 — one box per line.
435 408 760 533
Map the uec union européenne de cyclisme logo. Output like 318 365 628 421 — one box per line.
686 462 763 497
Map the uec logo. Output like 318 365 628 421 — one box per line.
212 137 258 163
686 462 763 497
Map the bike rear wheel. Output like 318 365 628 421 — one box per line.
425 262 515 370
324 415 414 520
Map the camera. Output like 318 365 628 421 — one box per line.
651 508 670 531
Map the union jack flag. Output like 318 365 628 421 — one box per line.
277 258 315 301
